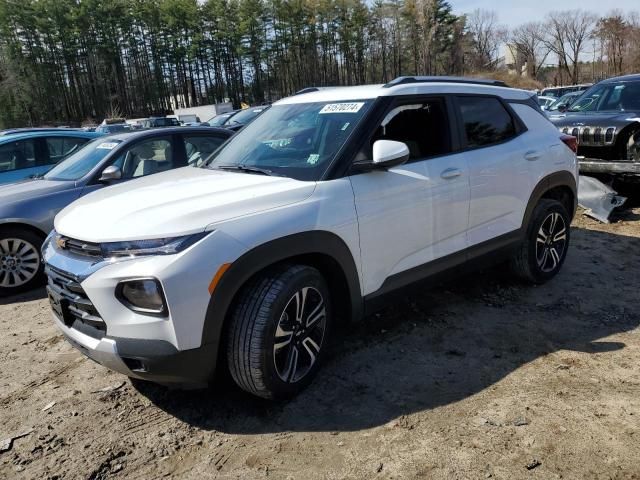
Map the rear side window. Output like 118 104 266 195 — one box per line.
183 134 227 166
458 97 517 148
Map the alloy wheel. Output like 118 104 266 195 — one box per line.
0 238 41 288
535 212 567 273
273 286 327 384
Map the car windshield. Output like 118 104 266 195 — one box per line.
568 80 640 112
45 138 122 181
208 113 234 126
206 101 372 181
224 107 268 126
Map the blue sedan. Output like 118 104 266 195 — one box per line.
0 126 233 296
0 130 102 185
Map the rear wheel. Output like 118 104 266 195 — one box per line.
0 228 44 297
510 199 570 284
226 265 331 400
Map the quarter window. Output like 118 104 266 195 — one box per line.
458 97 517 148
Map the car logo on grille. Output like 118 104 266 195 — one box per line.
55 236 67 249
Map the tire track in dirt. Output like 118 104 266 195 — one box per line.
0 357 83 406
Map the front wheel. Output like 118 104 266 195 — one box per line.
0 228 45 297
226 265 331 400
510 199 570 284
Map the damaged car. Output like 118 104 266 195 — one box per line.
551 74 640 177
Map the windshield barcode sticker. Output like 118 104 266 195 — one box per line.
319 103 364 114
96 142 118 150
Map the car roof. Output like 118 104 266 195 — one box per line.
104 126 234 142
276 79 532 105
0 130 100 142
600 73 640 84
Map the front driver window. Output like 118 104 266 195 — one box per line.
358 99 451 162
112 137 175 179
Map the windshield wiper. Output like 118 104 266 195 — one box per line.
214 164 273 176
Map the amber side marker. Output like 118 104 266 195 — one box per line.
208 263 231 295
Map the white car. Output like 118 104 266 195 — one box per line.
44 77 578 399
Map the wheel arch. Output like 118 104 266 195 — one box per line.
616 122 640 156
0 220 48 240
200 230 363 350
522 171 577 229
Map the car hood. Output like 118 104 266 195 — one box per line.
0 179 73 208
55 167 316 242
551 111 640 128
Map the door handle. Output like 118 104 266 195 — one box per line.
524 150 542 161
440 168 462 179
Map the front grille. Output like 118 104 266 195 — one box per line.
559 126 617 146
46 265 106 340
58 236 103 258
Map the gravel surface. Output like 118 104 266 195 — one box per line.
1 207 639 479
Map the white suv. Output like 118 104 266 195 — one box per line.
44 77 578 399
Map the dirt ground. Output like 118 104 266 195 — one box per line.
1 204 639 480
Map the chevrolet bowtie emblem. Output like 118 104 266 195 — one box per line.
55 235 67 249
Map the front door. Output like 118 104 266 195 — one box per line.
349 97 470 296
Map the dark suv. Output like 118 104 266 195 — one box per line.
551 74 640 176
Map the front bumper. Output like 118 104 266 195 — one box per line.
52 312 214 387
579 157 640 175
43 229 248 386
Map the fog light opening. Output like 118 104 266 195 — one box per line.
122 357 147 373
116 278 168 317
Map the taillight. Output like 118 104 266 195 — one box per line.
560 134 578 154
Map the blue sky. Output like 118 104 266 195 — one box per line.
452 1 639 26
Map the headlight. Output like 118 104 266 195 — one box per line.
116 278 167 316
101 232 208 258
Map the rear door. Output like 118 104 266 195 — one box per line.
349 96 470 295
454 95 531 247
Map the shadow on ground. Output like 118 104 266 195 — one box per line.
100 227 640 433
0 286 47 306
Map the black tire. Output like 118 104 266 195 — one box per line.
0 227 45 297
226 264 331 400
510 199 570 284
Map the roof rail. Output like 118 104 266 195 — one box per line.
294 87 320 95
383 76 509 88
294 86 338 95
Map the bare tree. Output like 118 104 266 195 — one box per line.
543 10 597 84
509 22 551 78
594 12 629 76
623 11 640 73
466 9 506 70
